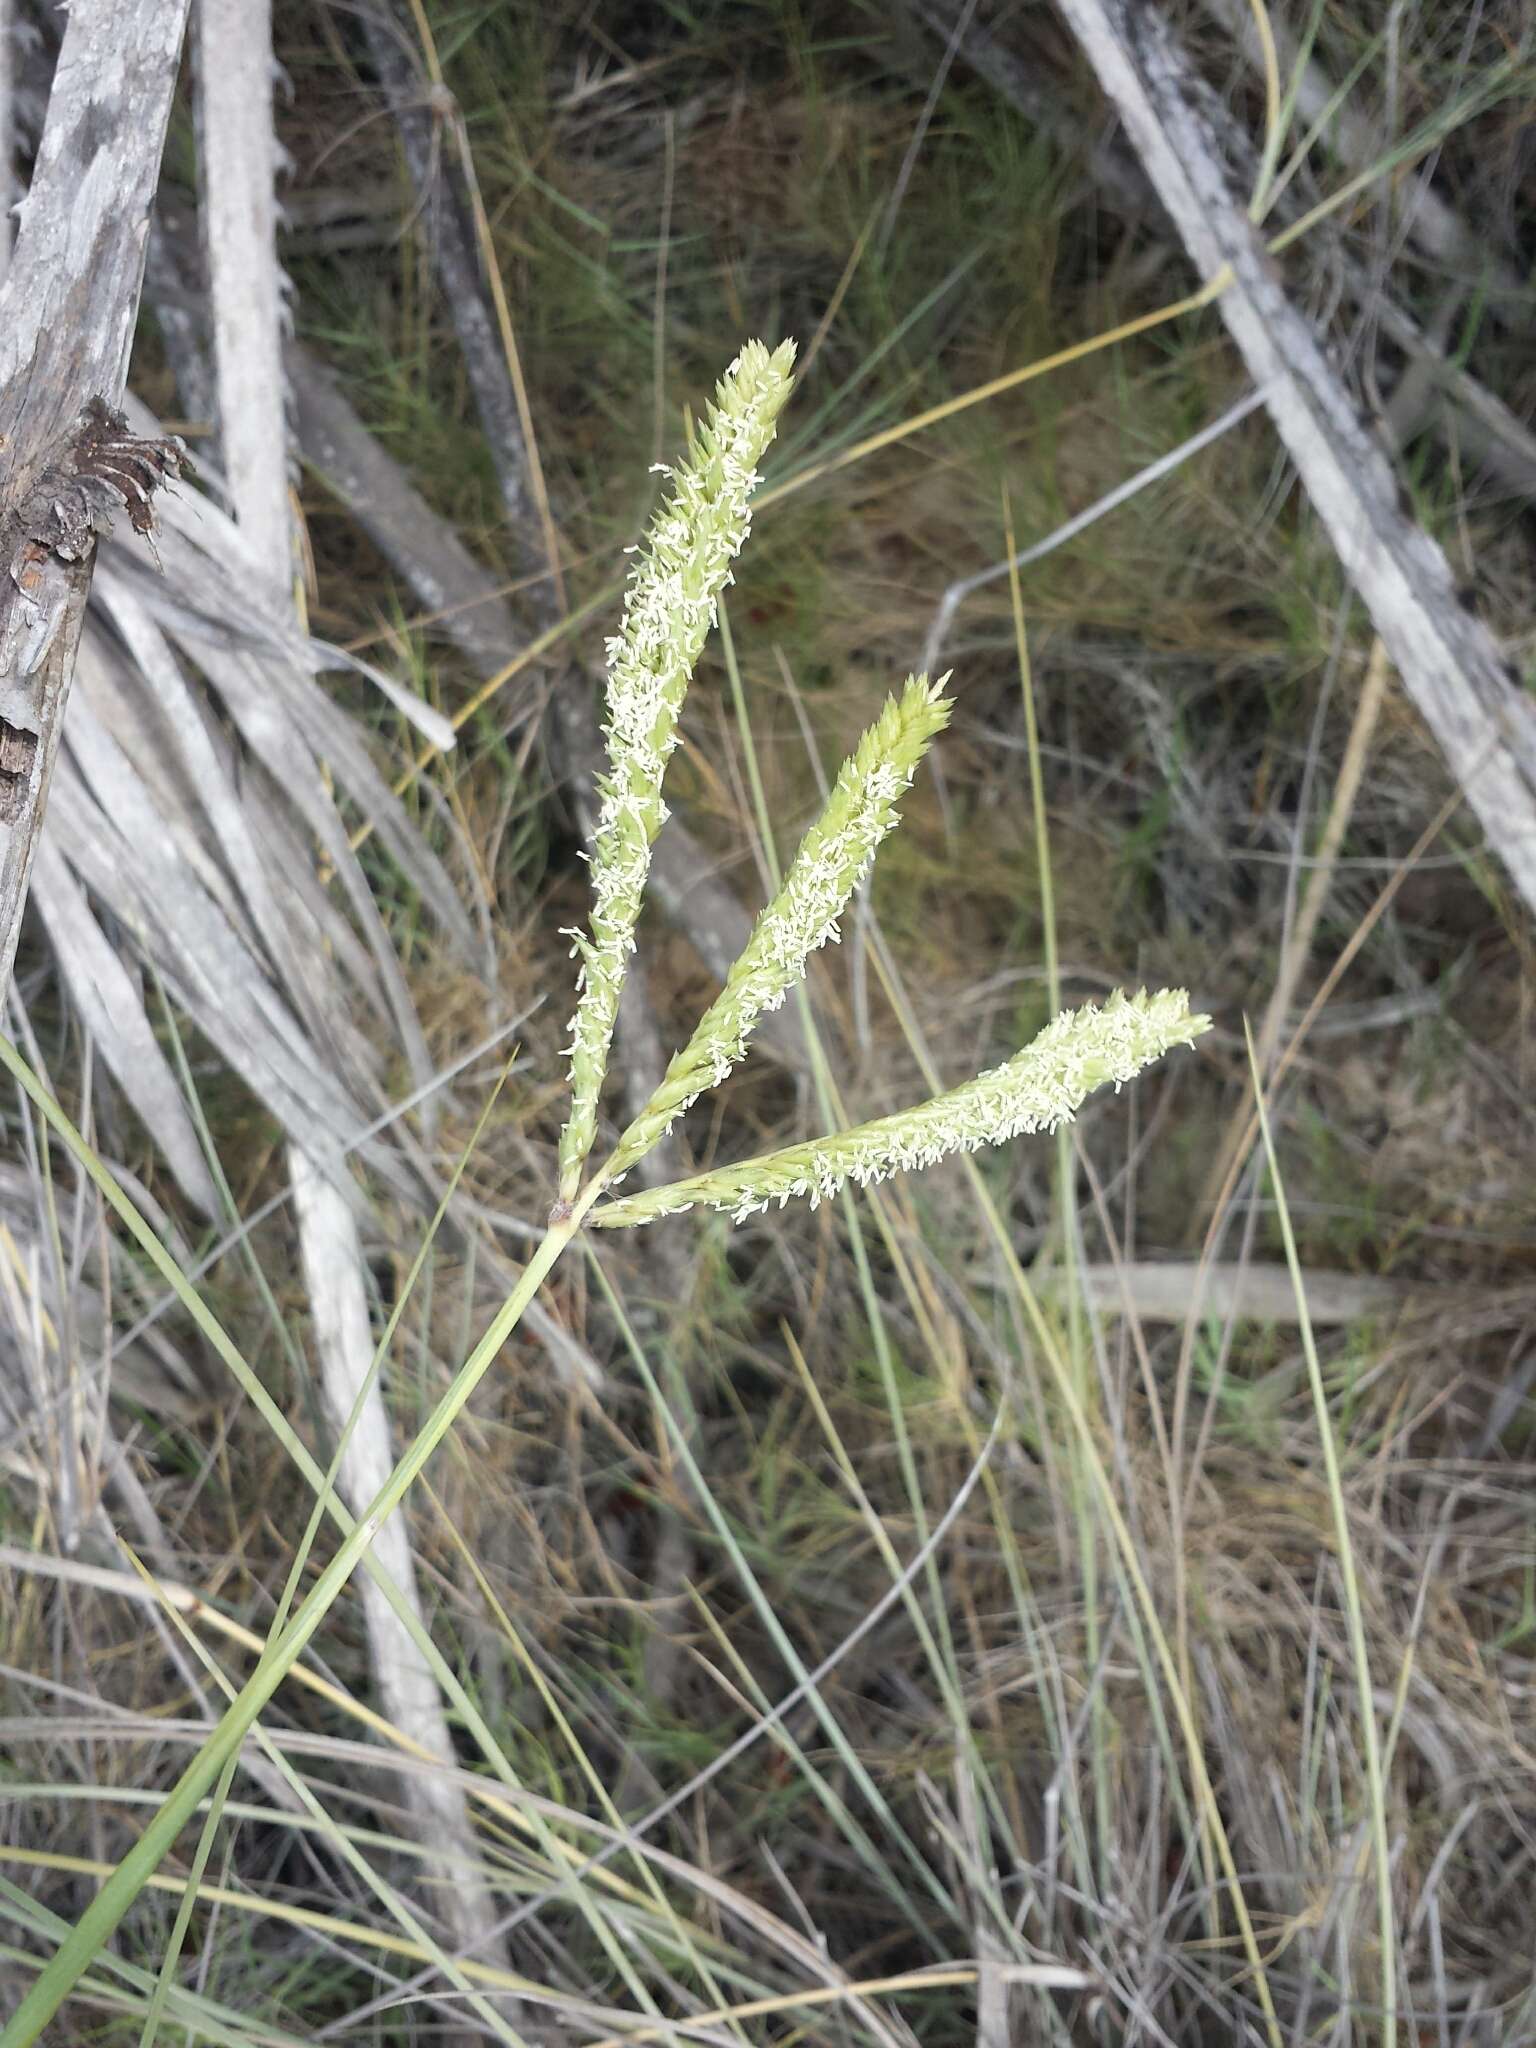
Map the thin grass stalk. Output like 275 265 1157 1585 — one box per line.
833 936 1279 2037
581 1246 957 1951
573 1964 1093 2048
1249 1023 1396 2047
855 930 1098 1901
752 277 1231 512
0 1137 595 2046
681 1588 913 1950
1003 507 1117 1887
720 632 974 1682
714 642 1026 1898
3 1786 498 1888
841 1205 1026 1868
423 1488 734 2031
1241 0 1286 215
1248 0 1345 226
121 1545 528 2048
1266 50 1522 259
1197 635 1390 1224
3 1850 543 1998
0 1871 317 2048
783 1330 1025 1965
1173 783 1465 1531
954 1161 1282 2042
134 1748 240 2048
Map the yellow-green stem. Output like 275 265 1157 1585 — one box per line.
0 1191 597 2048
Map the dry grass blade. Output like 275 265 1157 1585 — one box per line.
1199 0 1528 308
290 1154 515 2002
25 838 219 1215
920 0 1536 503
190 0 515 2023
920 389 1265 675
43 655 390 1166
6 8 1532 2043
121 459 473 953
0 1148 205 1448
1057 1259 1409 1326
1196 635 1392 1225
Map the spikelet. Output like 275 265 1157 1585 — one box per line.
557 339 797 1198
604 675 952 1183
590 989 1211 1227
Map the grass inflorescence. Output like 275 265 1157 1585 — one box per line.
5 6 1534 2046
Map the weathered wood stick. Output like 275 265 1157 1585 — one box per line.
0 0 193 989
1055 0 1536 921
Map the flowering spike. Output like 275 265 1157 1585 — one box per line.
557 339 797 1198
604 675 952 1183
588 989 1211 1227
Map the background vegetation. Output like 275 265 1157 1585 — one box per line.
4 2 1535 2042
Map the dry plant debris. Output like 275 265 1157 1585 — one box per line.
0 3 1533 2045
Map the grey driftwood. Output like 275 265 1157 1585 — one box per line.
0 0 193 989
1053 0 1536 920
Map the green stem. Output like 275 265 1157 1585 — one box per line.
1 1202 590 2048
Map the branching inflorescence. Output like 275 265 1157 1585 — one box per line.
559 338 1210 1226
6 336 1216 2048
604 673 954 1183
591 989 1209 1225
558 338 798 1198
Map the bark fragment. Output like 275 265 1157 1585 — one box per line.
0 0 194 987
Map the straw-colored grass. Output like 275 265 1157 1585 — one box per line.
3 3 1534 2044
